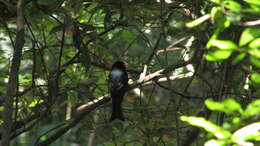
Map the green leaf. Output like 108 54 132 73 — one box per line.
249 38 260 48
205 98 243 114
250 56 260 67
86 2 97 11
121 30 135 43
180 116 232 139
205 139 226 146
245 0 260 6
233 122 260 142
206 28 221 48
211 7 221 20
205 50 233 61
210 40 238 50
210 7 230 29
185 14 210 28
29 99 44 108
248 48 260 58
224 1 242 11
248 38 260 58
232 53 246 64
223 19 231 28
239 27 260 46
243 99 260 118
232 117 241 125
210 0 224 4
251 73 260 83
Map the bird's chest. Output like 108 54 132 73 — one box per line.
109 69 126 91
110 70 124 81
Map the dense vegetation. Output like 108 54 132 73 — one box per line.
0 0 259 145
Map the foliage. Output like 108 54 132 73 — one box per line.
181 99 260 146
0 0 259 145
180 0 260 145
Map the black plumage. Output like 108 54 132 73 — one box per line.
109 61 128 121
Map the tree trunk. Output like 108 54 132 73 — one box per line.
2 0 25 145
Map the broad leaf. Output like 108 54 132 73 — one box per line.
205 50 233 61
232 53 246 64
205 139 226 146
251 73 260 83
249 38 260 48
205 98 243 114
210 40 238 50
180 116 232 139
233 122 260 142
250 56 260 67
245 0 260 6
224 1 242 11
210 0 224 4
243 99 260 118
239 27 260 46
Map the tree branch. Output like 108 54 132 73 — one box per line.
36 59 198 145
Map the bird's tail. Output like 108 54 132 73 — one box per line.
110 113 124 121
110 97 124 121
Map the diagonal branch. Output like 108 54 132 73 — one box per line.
36 59 199 146
35 95 110 146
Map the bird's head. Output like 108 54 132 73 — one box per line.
112 61 126 70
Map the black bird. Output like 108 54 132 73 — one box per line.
109 61 128 121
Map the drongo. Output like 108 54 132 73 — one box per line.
109 61 128 121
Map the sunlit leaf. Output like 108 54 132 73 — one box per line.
19 73 32 85
210 7 230 29
239 27 260 46
210 0 224 4
206 28 221 48
210 40 238 50
40 135 47 141
180 116 232 139
249 38 260 48
224 1 242 11
232 117 241 125
248 48 260 58
29 99 44 108
251 73 260 83
205 98 243 114
233 122 260 142
223 19 231 28
248 38 260 58
186 14 210 28
245 0 260 6
205 139 226 146
86 2 98 11
243 99 260 118
205 50 233 61
211 7 221 20
232 53 246 64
